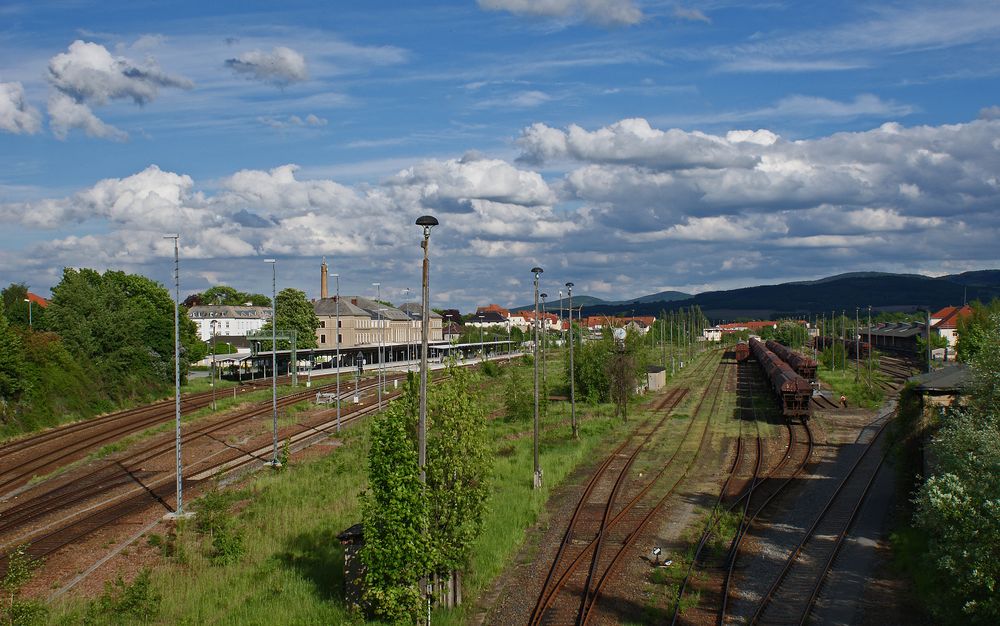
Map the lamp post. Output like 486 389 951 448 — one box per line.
210 319 219 411
566 282 577 439
163 234 185 516
23 297 32 328
264 259 279 467
532 266 543 489
416 215 438 484
373 282 383 410
334 273 341 432
477 312 485 358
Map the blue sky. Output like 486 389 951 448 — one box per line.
2 0 999 310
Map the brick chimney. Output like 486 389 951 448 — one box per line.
321 257 329 299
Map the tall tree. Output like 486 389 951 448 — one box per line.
0 299 26 403
1 283 33 328
258 288 319 349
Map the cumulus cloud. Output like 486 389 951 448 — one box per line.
4 115 1000 309
0 81 42 134
48 40 192 104
518 118 760 169
477 0 642 27
225 46 308 84
386 155 557 210
45 40 192 140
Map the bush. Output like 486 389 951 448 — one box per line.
83 569 161 625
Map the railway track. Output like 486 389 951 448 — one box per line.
0 376 290 497
748 410 894 625
576 356 734 624
0 374 402 568
528 352 722 625
670 357 766 624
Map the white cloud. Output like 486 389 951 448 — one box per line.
518 118 760 169
47 92 127 141
48 40 193 105
225 46 308 84
0 81 42 134
673 5 710 24
4 115 1000 309
477 0 643 27
257 113 328 129
45 40 192 140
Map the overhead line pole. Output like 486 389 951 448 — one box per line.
163 234 185 516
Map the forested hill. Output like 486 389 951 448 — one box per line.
548 270 1000 320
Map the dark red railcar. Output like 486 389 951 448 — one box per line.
765 340 818 380
749 338 812 419
734 342 750 362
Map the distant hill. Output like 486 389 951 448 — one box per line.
617 290 691 304
510 270 1000 321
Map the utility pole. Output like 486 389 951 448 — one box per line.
531 266 543 489
265 259 280 467
163 234 185 516
373 282 383 411
566 282 577 439
416 215 438 484
335 273 341 432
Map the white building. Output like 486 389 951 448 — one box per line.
188 305 271 341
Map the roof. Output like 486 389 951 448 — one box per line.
188 305 271 319
646 365 666 373
931 305 972 330
26 292 49 308
397 302 442 319
864 322 927 338
313 297 369 317
471 310 507 324
911 364 971 392
477 303 510 317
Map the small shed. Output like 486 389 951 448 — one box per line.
336 523 365 610
646 365 667 392
911 364 970 410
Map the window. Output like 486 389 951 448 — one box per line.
321 334 326 344
320 320 326 328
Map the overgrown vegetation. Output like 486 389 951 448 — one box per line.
907 309 1000 624
360 367 492 621
0 270 204 439
1 545 46 626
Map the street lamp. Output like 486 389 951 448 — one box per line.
416 215 438 485
532 266 543 489
23 297 32 328
264 258 280 467
334 273 341 432
210 319 219 411
163 234 185 516
566 282 577 439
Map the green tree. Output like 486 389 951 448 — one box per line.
426 366 491 581
360 380 431 622
762 321 809 348
258 288 319 349
1 283 37 329
201 285 270 307
956 299 1000 363
0 300 26 404
503 362 533 421
46 268 203 394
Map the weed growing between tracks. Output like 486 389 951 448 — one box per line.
816 364 887 409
